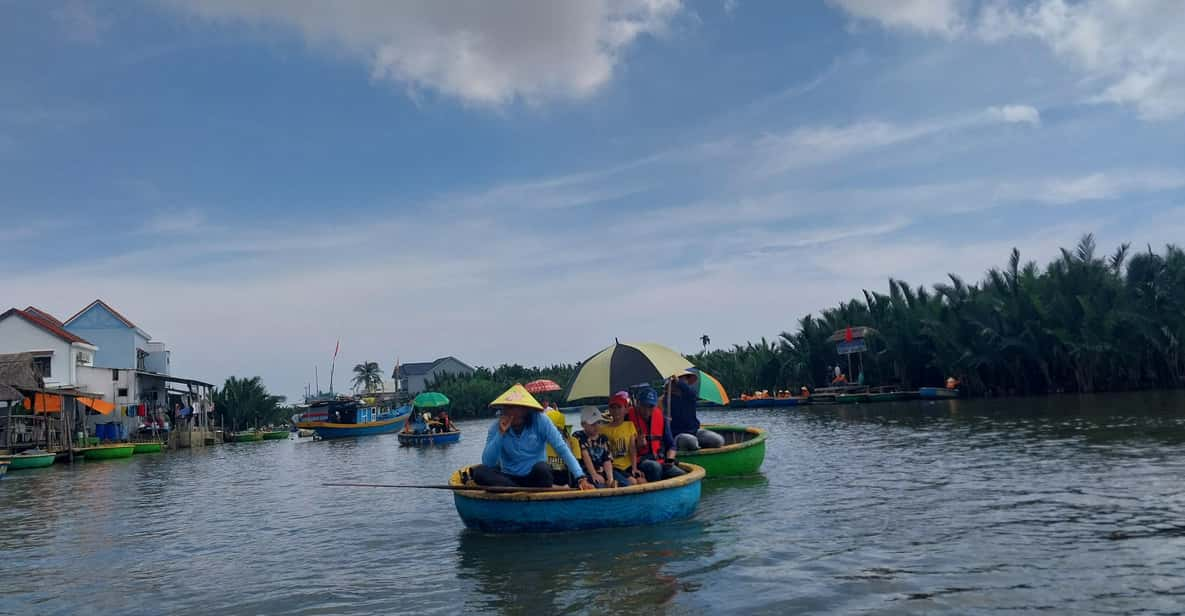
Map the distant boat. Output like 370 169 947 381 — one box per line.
730 397 802 408
919 387 959 399
260 430 289 441
231 431 263 443
397 430 461 446
132 442 164 454
306 400 411 439
677 425 766 477
78 444 135 460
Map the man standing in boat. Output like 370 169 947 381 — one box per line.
471 384 594 490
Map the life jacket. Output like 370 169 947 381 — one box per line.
631 406 666 458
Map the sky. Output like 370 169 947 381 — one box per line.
2 0 1183 401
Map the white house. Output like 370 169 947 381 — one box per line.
0 307 98 390
393 357 475 395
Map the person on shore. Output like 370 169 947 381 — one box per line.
573 406 615 488
545 407 581 487
666 370 725 451
601 391 646 486
631 387 685 482
471 384 593 490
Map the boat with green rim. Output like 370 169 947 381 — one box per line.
260 430 289 440
0 450 57 469
132 442 164 454
677 425 766 477
80 444 135 460
232 431 263 442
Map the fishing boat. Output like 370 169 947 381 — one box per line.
449 463 705 533
132 442 164 454
79 444 135 460
0 450 57 470
307 400 411 439
677 425 766 477
919 387 959 399
260 430 289 441
730 397 802 408
397 430 461 446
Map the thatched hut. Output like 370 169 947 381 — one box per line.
0 352 43 390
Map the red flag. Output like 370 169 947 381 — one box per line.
845 326 854 343
333 340 340 358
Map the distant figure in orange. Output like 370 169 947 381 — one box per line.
832 373 848 385
946 377 961 390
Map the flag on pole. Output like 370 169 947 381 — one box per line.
845 326 854 343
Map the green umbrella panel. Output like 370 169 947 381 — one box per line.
413 392 450 408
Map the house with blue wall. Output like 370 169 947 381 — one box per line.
63 300 162 373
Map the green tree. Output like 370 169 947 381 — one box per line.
212 376 287 430
351 361 384 393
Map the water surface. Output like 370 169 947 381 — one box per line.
3 391 1185 614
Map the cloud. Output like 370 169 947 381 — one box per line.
987 104 1040 125
140 208 208 234
827 0 968 36
1032 170 1185 205
51 1 109 44
829 0 1185 120
161 0 683 105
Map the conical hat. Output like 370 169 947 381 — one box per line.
489 383 544 411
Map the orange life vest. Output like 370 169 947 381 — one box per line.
631 406 666 457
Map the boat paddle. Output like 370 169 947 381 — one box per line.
322 482 576 493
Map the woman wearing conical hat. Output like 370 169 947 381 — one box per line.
470 384 594 490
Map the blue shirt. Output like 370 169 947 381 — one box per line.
481 414 585 479
668 380 700 435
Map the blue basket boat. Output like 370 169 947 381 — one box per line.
397 431 461 446
308 402 411 439
449 463 705 533
919 387 959 399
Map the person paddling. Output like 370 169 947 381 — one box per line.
471 384 593 490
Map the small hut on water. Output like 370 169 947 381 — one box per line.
0 352 82 456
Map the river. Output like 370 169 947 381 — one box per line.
3 391 1185 615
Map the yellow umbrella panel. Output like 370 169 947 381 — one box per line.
565 342 694 402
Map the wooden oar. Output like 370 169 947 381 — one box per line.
322 482 575 493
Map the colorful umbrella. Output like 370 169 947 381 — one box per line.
565 341 694 401
524 379 561 394
413 392 450 408
686 368 730 406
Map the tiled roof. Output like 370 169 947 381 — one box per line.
23 306 65 327
64 299 138 329
392 357 474 378
1 308 94 345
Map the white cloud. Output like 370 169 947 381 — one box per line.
987 104 1040 125
830 0 1185 120
161 0 683 105
51 1 109 44
1032 170 1185 205
827 0 968 36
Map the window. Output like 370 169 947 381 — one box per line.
117 387 129 397
112 369 120 381
32 356 52 379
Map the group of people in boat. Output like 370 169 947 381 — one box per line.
403 410 457 435
470 370 723 490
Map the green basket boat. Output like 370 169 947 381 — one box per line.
0 451 57 470
132 442 164 454
80 444 135 460
232 432 263 443
677 425 766 477
260 430 289 441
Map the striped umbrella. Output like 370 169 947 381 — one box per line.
565 341 694 402
524 379 561 394
687 367 730 406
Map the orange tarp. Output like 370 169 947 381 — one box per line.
77 396 115 415
25 393 63 413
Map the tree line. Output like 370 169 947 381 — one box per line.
426 364 576 417
692 235 1185 397
212 376 291 430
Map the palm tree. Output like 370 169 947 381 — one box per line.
701 334 711 349
351 361 384 393
212 376 286 430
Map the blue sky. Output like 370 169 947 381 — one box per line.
2 0 1183 400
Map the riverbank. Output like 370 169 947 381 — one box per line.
3 390 1184 614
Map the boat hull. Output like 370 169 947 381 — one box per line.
232 432 263 442
310 414 409 439
132 442 163 454
678 425 766 477
397 431 461 446
260 431 289 441
731 397 802 408
1 453 57 469
919 387 959 399
81 445 135 460
836 393 869 404
450 464 705 533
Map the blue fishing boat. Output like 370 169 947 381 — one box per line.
730 397 802 408
449 463 706 533
397 430 461 446
306 400 411 439
919 387 959 400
